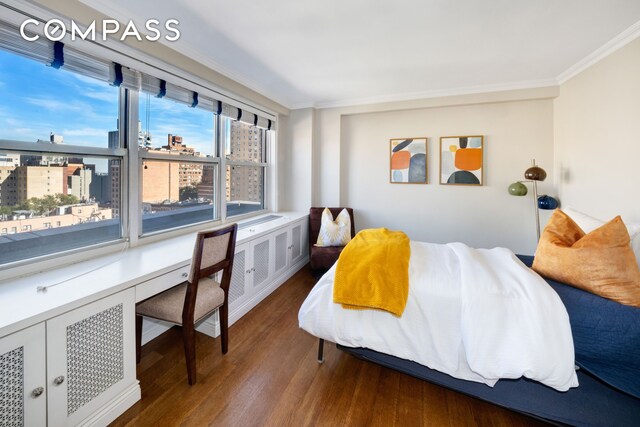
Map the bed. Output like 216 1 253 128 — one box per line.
298 241 640 426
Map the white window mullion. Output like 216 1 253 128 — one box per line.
126 89 140 245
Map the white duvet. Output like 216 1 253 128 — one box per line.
298 241 579 391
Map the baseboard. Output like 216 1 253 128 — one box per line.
79 381 141 427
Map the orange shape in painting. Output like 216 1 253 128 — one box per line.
391 151 411 169
455 148 482 171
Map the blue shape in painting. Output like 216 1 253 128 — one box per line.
447 170 479 184
392 170 403 182
440 151 456 177
408 153 426 182
392 139 413 152
469 137 482 148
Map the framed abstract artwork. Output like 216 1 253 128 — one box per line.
390 137 428 184
440 136 484 185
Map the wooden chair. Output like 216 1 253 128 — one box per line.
135 223 237 385
308 207 355 271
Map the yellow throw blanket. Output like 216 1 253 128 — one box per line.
333 228 411 317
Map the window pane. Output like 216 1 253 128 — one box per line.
138 92 215 157
225 120 264 163
0 152 122 264
141 160 216 234
0 49 119 148
226 165 264 217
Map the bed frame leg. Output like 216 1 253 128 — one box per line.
317 338 324 364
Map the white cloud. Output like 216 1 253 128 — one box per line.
62 127 111 137
84 90 117 103
25 96 87 113
67 72 107 88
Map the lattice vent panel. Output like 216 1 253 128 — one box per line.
291 226 301 259
0 346 24 427
229 250 246 304
254 240 270 287
66 303 124 415
275 232 287 272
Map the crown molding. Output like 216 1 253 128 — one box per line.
557 19 640 84
79 1 640 111
312 79 559 110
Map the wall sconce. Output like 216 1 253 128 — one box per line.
508 159 559 241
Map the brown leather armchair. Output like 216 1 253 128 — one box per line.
308 207 355 271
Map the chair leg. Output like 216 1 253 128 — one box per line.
182 324 197 385
220 304 229 354
135 315 143 364
317 338 324 364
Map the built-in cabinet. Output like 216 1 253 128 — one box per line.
0 322 46 426
228 217 307 323
0 212 307 426
0 289 137 427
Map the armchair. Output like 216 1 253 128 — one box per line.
308 207 355 271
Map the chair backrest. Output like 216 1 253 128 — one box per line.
308 207 355 247
184 223 237 321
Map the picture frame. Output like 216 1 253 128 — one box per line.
390 137 428 184
439 135 484 185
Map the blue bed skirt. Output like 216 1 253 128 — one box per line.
335 255 640 426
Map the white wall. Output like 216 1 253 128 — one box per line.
338 99 555 254
554 37 640 224
280 108 314 211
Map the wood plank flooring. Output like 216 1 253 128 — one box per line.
111 266 548 427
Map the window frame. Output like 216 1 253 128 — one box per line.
135 91 222 238
221 117 269 221
0 138 129 268
0 1 278 280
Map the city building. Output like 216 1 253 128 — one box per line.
0 166 18 206
0 203 112 235
141 159 180 203
90 172 112 205
67 167 93 202
108 130 121 217
0 153 20 168
226 122 263 204
15 165 65 202
141 134 208 204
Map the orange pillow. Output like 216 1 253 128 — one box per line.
533 209 640 307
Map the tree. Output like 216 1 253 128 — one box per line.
0 205 13 219
180 185 198 201
56 193 79 206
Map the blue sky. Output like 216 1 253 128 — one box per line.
0 48 215 170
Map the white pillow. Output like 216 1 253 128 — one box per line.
563 207 640 270
315 208 352 247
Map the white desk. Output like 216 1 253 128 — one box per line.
0 211 308 426
0 211 306 337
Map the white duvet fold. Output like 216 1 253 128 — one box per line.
298 241 579 391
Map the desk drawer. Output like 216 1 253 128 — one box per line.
135 264 190 303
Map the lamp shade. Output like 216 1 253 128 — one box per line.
524 165 547 181
508 181 528 196
537 195 559 210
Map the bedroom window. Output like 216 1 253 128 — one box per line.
138 83 219 235
0 13 276 270
223 118 268 217
0 27 125 266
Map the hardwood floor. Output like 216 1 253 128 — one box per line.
111 266 548 427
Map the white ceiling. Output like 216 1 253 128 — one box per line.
82 0 640 109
